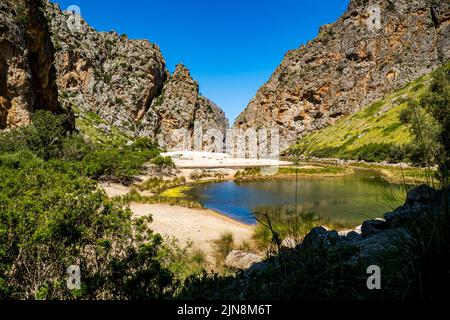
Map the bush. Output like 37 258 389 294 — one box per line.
61 134 95 161
345 143 411 163
26 110 68 160
0 111 161 184
82 147 154 185
401 63 450 185
0 110 68 160
130 137 159 153
0 158 175 299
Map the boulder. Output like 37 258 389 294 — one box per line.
225 250 263 270
384 203 429 228
354 228 414 265
345 230 363 242
301 227 339 250
383 185 444 228
361 218 388 238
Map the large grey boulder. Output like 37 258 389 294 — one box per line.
384 185 441 228
225 250 263 270
406 184 439 206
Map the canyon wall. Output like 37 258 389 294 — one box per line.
234 0 450 150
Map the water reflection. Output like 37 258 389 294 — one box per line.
186 171 408 225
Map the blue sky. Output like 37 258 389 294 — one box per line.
52 0 349 122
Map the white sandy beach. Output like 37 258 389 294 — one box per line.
162 151 293 168
130 203 254 254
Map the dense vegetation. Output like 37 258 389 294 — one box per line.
0 63 448 300
0 111 186 299
400 63 450 185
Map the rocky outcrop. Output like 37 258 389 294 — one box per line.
225 250 263 270
0 0 63 129
234 0 450 150
42 2 228 150
294 184 445 266
142 64 228 150
237 184 446 279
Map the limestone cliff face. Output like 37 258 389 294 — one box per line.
42 2 228 150
0 0 62 129
234 0 450 150
142 64 228 150
44 1 168 134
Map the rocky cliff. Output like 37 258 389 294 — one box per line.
0 0 63 129
234 0 450 150
142 64 229 150
0 0 228 150
43 1 228 150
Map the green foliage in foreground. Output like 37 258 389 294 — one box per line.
0 111 207 299
400 63 450 187
0 111 160 184
0 153 174 299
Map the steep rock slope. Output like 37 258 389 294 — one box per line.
141 64 228 150
234 0 450 150
0 0 63 129
43 1 228 150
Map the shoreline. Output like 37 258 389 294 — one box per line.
100 154 430 257
129 203 255 256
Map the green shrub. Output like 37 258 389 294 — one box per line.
0 110 68 160
0 159 175 299
345 143 411 163
61 134 95 161
130 137 159 152
190 249 208 269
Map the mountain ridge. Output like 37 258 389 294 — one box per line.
234 0 450 150
0 0 229 151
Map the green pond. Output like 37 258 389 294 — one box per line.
185 169 409 226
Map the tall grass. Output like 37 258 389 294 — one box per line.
213 232 235 267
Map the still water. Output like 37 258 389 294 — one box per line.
185 170 407 225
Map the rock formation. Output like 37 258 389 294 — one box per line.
0 0 63 129
295 184 447 267
144 64 228 150
43 1 228 150
225 250 263 270
242 184 448 275
234 0 450 150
